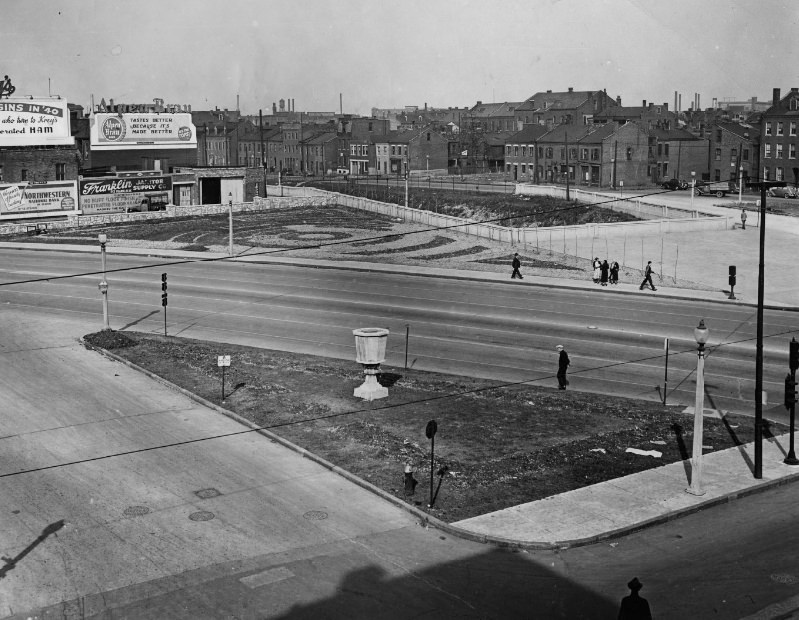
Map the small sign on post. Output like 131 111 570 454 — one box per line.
217 355 231 400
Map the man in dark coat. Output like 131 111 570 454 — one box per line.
556 344 570 390
639 261 657 291
618 577 652 620
511 253 523 279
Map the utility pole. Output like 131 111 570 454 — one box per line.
754 183 767 479
260 109 267 197
565 131 570 201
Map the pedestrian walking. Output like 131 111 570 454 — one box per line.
592 257 601 283
511 253 523 279
600 259 610 286
617 577 652 620
610 261 620 285
741 208 747 230
556 344 570 390
639 261 657 291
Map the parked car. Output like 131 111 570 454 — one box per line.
767 185 797 199
695 181 737 197
661 178 688 190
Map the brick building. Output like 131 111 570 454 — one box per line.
760 87 799 187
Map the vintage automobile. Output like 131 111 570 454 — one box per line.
767 185 797 199
660 178 689 190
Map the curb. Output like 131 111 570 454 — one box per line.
79 336 799 551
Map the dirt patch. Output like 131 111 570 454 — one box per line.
87 331 780 523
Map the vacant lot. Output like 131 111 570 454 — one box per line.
85 330 780 524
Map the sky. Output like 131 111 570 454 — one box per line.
3 0 798 117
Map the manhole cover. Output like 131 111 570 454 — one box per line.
303 510 328 521
771 573 799 584
194 488 221 500
189 511 215 522
123 505 150 517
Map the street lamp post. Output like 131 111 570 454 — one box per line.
690 171 696 211
228 192 233 257
738 164 743 204
98 233 110 331
687 319 710 496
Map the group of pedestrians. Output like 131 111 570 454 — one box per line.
591 257 620 286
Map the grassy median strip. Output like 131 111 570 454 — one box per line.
84 330 777 523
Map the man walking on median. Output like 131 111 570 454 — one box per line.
556 344 570 390
639 261 657 291
511 253 523 279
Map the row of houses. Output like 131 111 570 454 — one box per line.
1 84 798 205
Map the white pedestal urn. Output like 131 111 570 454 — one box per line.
352 328 390 401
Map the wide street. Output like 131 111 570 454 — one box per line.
0 246 792 419
2 298 799 618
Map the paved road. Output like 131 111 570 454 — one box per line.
4 304 799 619
0 247 793 418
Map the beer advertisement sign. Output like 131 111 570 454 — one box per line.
90 113 196 150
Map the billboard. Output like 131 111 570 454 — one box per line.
0 99 74 146
0 181 78 214
90 113 197 150
79 175 172 214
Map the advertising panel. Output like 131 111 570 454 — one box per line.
90 113 197 150
79 176 172 214
0 99 74 147
0 181 78 214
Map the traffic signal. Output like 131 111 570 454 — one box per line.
791 338 799 372
785 374 797 409
161 273 168 307
728 265 736 287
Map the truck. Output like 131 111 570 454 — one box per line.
694 181 738 198
125 192 169 213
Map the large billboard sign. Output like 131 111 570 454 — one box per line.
79 175 172 214
0 181 78 214
90 113 196 150
0 99 74 146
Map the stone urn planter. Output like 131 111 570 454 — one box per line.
352 327 390 401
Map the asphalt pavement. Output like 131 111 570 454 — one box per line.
2 198 799 618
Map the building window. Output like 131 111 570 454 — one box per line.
56 163 65 180
626 147 633 160
765 144 771 158
791 121 797 136
514 146 518 156
580 148 588 159
776 144 783 158
657 143 662 156
546 147 553 158
21 169 27 181
777 122 784 136
777 167 784 181
538 147 543 158
791 144 796 159
743 148 749 161
560 147 565 159
766 122 772 136
521 164 526 174
663 163 669 176
714 169 721 181
521 146 526 157
715 148 721 160
764 166 770 180
591 148 599 160
664 144 670 157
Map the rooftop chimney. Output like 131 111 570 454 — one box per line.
616 95 622 105
568 87 573 92
773 88 781 105
642 100 647 107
